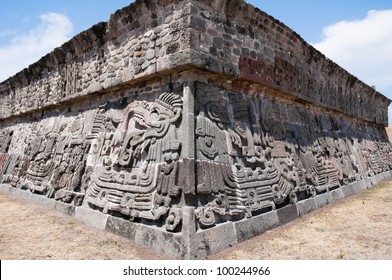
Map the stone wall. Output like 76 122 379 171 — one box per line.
0 0 391 259
187 0 390 125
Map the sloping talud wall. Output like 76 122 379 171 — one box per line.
0 0 391 259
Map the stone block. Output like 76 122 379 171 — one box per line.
195 222 237 258
373 174 386 186
54 201 75 216
106 216 186 259
296 198 317 217
364 178 372 188
277 204 298 225
315 192 333 208
330 188 345 202
234 211 279 243
370 175 378 186
74 207 108 230
341 184 355 198
24 191 56 209
352 180 368 194
0 184 13 195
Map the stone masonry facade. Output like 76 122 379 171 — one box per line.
0 0 391 259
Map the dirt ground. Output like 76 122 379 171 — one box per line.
1 179 392 260
0 192 165 260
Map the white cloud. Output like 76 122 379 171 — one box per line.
312 10 392 91
0 29 15 38
0 12 73 82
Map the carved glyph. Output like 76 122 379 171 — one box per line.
85 92 184 230
192 83 392 229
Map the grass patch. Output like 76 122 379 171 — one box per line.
98 238 118 247
336 251 345 260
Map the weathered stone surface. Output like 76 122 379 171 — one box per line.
74 207 108 230
351 181 368 194
330 188 345 202
296 198 317 217
234 211 280 243
195 222 238 258
106 216 186 258
314 193 334 209
341 184 355 198
277 204 298 225
0 0 391 259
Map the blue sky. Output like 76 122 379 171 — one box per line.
1 0 392 124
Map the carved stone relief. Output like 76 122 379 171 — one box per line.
0 129 13 153
193 82 392 229
84 91 184 231
62 62 80 97
0 81 391 234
